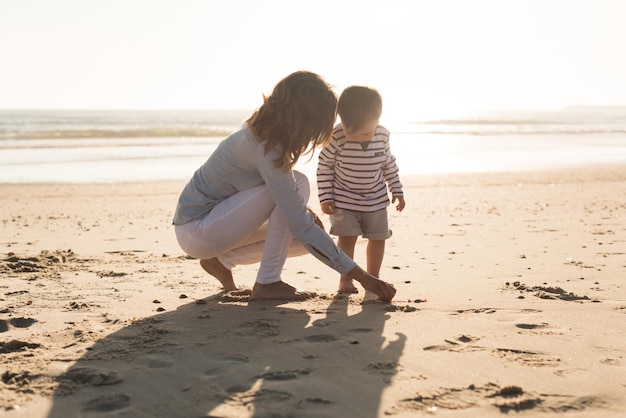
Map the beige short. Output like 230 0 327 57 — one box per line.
329 207 392 240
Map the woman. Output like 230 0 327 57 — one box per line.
173 71 396 302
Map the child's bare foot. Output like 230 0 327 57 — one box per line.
251 281 316 300
338 278 358 294
199 258 237 291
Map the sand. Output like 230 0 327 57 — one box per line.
1 165 625 417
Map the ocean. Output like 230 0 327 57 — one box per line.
1 107 625 184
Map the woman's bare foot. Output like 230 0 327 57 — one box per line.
338 277 358 294
199 258 237 291
251 281 316 300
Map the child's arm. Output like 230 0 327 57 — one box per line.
381 130 404 207
316 132 340 213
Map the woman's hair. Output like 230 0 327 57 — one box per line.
247 71 337 170
337 86 382 131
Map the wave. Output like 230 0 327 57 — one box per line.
3 108 626 140
4 126 626 141
0 109 250 140
397 117 626 135
406 107 626 135
0 127 237 140
398 127 626 135
417 118 565 125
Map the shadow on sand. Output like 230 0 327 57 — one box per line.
47 293 405 417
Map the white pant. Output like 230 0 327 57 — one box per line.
174 171 309 284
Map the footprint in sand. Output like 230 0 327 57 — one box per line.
0 317 37 332
141 358 173 369
9 317 37 328
515 323 548 330
256 369 311 380
236 319 280 337
60 367 123 387
493 348 561 367
203 353 250 378
347 327 373 334
423 335 485 352
303 334 338 343
515 322 563 336
0 340 41 353
554 367 586 377
366 361 402 375
600 357 622 366
391 382 606 415
384 304 419 312
218 353 250 364
505 282 592 301
83 393 131 413
451 308 498 315
226 388 292 405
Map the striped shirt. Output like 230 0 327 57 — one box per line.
317 124 403 212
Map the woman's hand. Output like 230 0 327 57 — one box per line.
348 265 396 302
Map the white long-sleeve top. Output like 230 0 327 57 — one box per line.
172 125 356 274
317 124 403 212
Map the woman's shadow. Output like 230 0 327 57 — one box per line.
47 292 405 417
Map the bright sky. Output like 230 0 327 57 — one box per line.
2 0 626 117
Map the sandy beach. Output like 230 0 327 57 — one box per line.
1 165 625 417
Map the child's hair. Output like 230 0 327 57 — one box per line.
337 86 382 131
247 71 337 170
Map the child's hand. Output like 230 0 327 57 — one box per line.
392 195 405 212
320 201 335 215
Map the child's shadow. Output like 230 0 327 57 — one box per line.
47 293 405 417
